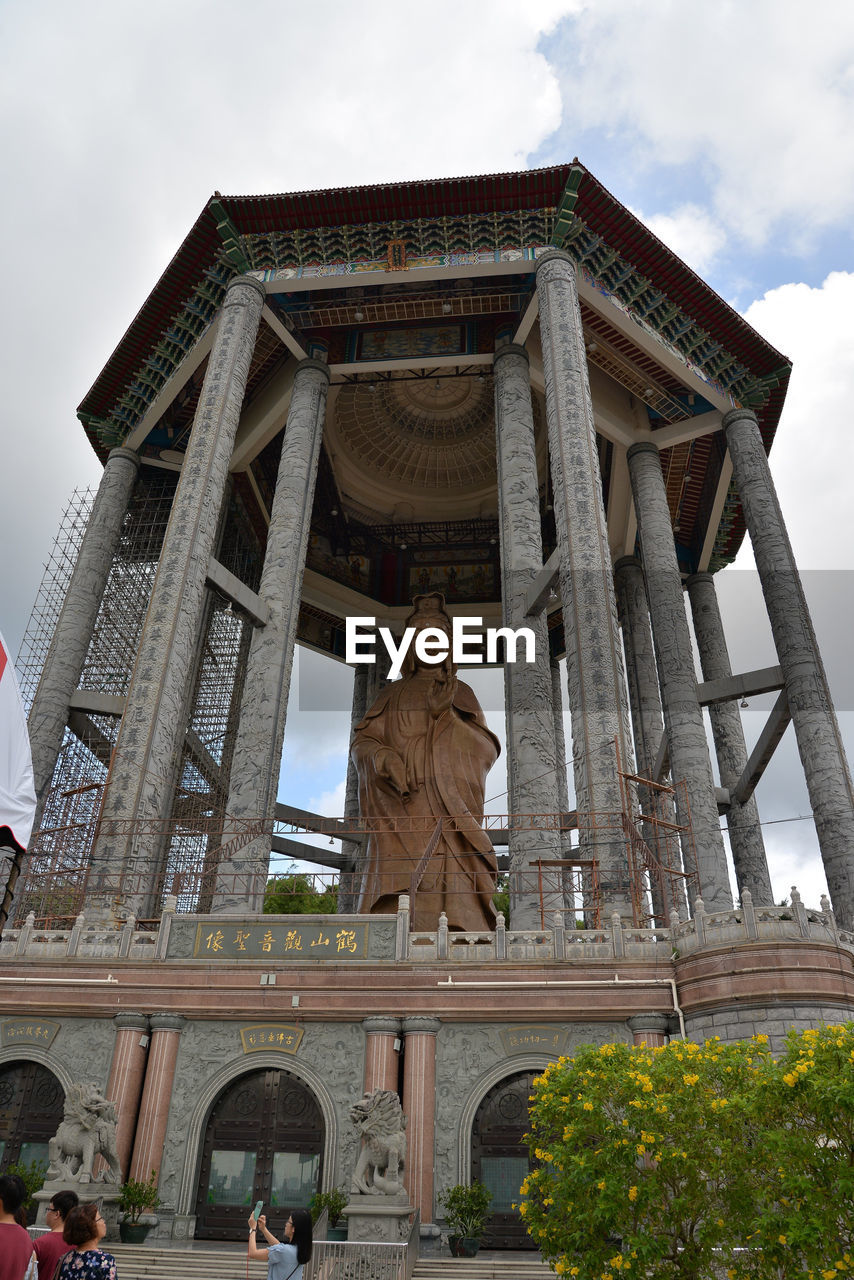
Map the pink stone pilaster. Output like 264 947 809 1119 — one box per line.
402 1016 440 1225
627 1013 670 1048
129 1013 185 1183
106 1012 149 1176
363 1016 401 1093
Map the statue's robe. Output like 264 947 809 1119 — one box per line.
351 670 500 931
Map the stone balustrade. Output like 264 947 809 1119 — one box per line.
1 887 850 965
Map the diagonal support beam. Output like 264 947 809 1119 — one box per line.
732 689 791 807
524 549 560 617
206 557 270 626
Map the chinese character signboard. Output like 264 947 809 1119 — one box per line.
1 1019 60 1048
499 1026 568 1056
192 920 369 960
239 1024 304 1055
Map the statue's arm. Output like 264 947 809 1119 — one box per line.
353 732 409 798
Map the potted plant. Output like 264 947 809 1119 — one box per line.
309 1187 349 1240
117 1169 162 1243
438 1180 492 1257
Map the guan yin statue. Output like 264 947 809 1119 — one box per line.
351 594 500 932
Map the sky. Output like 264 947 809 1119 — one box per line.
1 0 852 912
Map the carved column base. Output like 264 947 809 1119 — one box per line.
343 1196 415 1243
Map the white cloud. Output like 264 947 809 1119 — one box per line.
740 271 854 569
545 0 854 248
0 0 572 657
309 780 348 818
630 203 726 275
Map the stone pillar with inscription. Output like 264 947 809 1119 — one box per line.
28 447 140 819
493 343 562 927
91 276 266 919
614 555 683 922
129 1013 185 1184
536 250 635 918
214 358 331 912
105 1011 150 1176
626 442 731 913
724 406 854 929
402 1016 440 1227
686 571 773 905
363 1016 401 1094
339 666 370 913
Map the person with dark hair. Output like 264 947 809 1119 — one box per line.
247 1207 313 1280
56 1203 116 1280
8 1174 30 1229
0 1173 36 1280
33 1190 79 1280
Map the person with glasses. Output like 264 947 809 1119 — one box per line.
33 1191 79 1280
247 1207 313 1280
56 1204 116 1280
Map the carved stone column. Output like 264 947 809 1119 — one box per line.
339 666 370 913
493 343 562 928
550 660 570 823
724 407 854 929
402 1016 440 1226
626 442 731 912
363 1016 401 1094
105 1011 149 1176
536 250 634 917
28 447 140 817
614 555 682 922
214 358 330 911
686 571 773 905
93 276 266 917
129 1013 185 1183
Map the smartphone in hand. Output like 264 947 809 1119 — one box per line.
253 1201 264 1223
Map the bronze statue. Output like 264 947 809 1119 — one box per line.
351 594 500 931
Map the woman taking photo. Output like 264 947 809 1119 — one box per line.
247 1208 312 1280
57 1204 116 1280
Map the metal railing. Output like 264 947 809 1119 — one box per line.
308 1239 408 1280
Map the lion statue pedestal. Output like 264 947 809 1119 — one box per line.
344 1089 414 1243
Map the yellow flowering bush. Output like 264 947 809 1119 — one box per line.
743 1024 854 1277
522 1036 771 1280
521 1025 854 1280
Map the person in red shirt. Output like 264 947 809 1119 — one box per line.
33 1191 79 1280
0 1174 36 1280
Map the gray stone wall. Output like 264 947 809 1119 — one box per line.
684 1001 854 1054
0 1016 115 1094
158 1017 365 1230
433 1019 631 1205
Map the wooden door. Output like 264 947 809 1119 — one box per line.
194 1067 324 1240
471 1070 537 1249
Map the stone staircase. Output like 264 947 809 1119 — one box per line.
108 1243 553 1280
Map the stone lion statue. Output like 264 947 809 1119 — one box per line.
349 1088 407 1196
47 1082 121 1184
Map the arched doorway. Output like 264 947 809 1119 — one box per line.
194 1067 324 1240
471 1069 537 1250
0 1060 64 1172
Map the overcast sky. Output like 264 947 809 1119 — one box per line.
2 0 852 910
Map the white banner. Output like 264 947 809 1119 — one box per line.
0 629 36 851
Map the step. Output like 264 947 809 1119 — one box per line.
106 1243 552 1280
414 1259 552 1279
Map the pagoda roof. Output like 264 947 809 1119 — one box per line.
79 162 789 434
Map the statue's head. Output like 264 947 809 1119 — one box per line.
402 593 454 677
